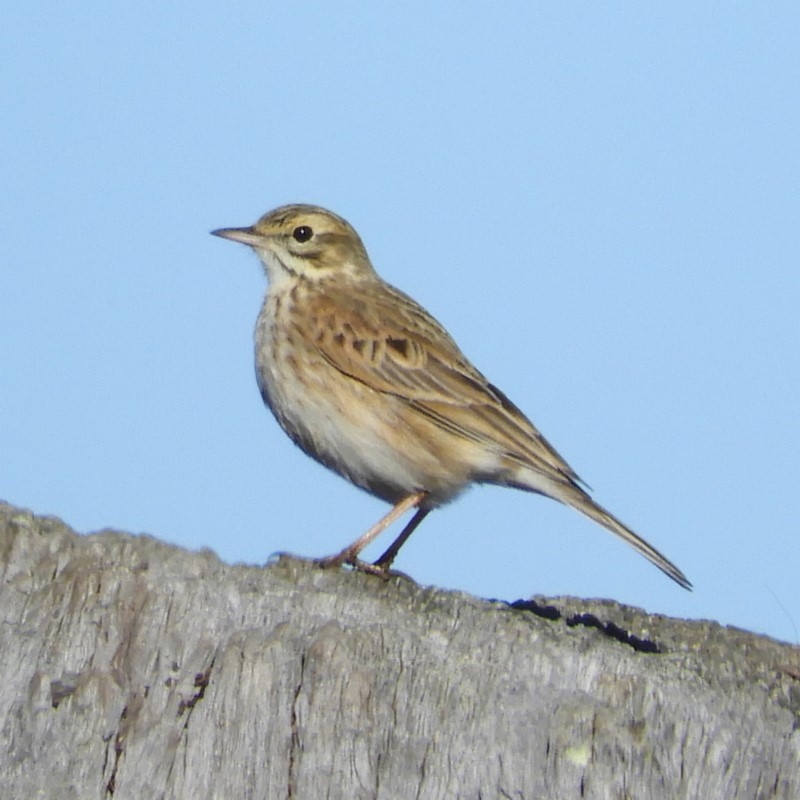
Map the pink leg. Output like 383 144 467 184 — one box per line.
318 491 427 569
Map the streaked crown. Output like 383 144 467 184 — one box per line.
212 204 375 283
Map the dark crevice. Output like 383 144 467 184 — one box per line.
509 598 562 621
105 705 128 796
509 598 662 654
159 657 216 792
177 662 214 716
287 653 306 800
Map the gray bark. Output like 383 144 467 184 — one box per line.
0 501 798 800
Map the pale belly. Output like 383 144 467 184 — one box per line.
253 303 479 506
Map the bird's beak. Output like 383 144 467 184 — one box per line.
210 226 263 247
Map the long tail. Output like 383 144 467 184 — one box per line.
556 483 692 590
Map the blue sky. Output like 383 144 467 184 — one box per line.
3 4 798 643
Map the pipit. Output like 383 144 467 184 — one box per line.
212 204 691 589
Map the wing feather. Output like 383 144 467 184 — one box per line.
306 283 583 488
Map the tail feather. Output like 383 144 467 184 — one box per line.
564 485 692 590
513 473 692 590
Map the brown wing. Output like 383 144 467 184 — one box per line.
304 281 583 488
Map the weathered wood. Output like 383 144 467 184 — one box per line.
0 501 798 799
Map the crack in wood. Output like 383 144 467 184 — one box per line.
509 599 662 653
177 662 214 716
287 653 306 799
104 704 128 796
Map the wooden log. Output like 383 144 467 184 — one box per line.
0 501 798 799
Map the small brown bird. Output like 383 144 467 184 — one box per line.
212 204 691 589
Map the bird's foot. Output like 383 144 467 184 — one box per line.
316 553 412 581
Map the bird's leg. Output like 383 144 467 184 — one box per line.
372 507 431 571
317 491 427 570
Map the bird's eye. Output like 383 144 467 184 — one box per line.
292 226 313 243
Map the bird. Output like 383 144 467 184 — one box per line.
211 204 691 590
